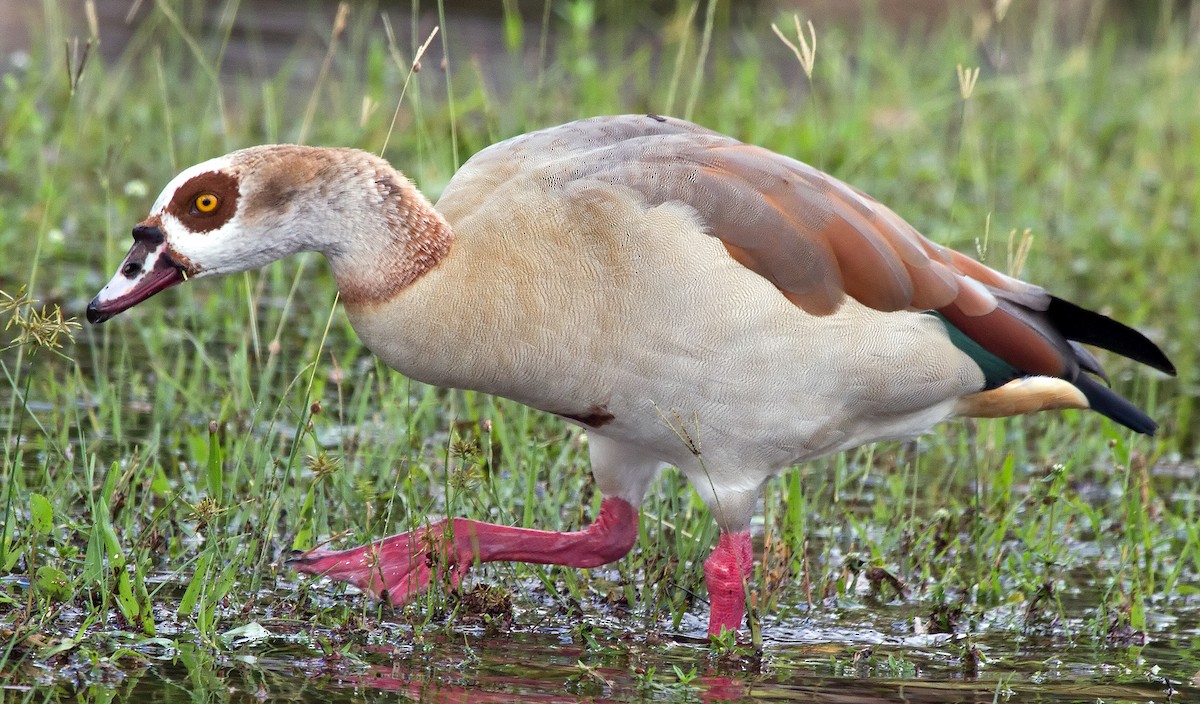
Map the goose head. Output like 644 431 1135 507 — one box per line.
87 146 446 323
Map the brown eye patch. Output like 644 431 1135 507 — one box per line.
165 171 240 232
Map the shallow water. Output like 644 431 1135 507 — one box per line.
6 560 1200 703
8 619 1197 703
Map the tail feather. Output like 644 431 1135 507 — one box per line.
941 292 1172 436
1072 374 1159 436
1048 296 1176 375
1067 340 1108 383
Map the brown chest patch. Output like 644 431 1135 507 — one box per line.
336 167 455 309
164 171 240 232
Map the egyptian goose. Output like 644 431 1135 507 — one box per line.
88 114 1174 636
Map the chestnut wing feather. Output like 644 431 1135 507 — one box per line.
496 116 1075 379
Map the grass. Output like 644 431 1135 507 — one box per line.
1 0 1198 701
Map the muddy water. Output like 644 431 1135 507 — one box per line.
8 559 1200 703
16 610 1200 703
108 637 1196 704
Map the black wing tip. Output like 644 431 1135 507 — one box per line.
1074 374 1159 436
1049 296 1176 376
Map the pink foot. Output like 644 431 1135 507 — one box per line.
288 519 472 604
704 530 753 636
290 497 638 605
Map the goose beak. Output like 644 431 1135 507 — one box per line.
87 224 189 324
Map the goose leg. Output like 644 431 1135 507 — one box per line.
703 529 753 636
289 496 638 604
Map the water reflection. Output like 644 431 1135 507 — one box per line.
6 614 1195 703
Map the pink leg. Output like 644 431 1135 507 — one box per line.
289 497 638 605
704 530 753 636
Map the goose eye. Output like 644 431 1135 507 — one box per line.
192 193 220 214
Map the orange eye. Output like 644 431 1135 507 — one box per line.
193 193 220 214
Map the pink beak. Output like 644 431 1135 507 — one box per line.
87 224 188 324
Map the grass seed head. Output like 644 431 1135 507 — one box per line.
189 496 226 527
449 463 483 492
772 14 817 80
449 437 481 461
307 452 341 481
2 287 81 351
